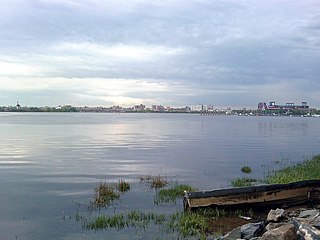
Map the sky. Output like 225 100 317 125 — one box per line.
0 0 319 108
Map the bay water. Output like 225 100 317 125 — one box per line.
0 113 319 239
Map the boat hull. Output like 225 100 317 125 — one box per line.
184 180 320 210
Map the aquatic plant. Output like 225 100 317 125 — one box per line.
265 155 320 184
85 210 166 231
79 180 259 239
93 182 120 207
139 174 169 189
241 166 252 174
165 211 209 238
231 177 257 187
230 163 257 187
85 210 209 238
79 176 262 238
116 179 131 193
154 184 197 204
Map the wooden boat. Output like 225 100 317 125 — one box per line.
183 179 320 211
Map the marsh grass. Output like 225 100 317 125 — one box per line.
93 182 120 207
241 166 252 174
231 164 256 187
79 177 258 239
231 155 320 187
86 210 166 231
116 179 131 193
91 179 131 208
84 210 208 238
231 177 257 187
81 154 320 238
139 174 169 189
265 155 320 184
165 212 209 238
84 208 254 237
165 208 254 238
154 184 197 204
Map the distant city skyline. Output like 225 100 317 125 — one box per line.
0 1 319 108
4 99 315 111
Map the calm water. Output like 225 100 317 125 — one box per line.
0 113 319 239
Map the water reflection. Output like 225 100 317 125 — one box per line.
0 113 319 239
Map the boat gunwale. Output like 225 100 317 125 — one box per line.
184 179 320 199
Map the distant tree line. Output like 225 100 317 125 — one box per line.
0 105 79 112
0 105 319 115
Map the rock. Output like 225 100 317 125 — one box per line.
265 222 285 231
214 207 320 240
220 227 241 240
267 208 285 222
291 218 302 230
261 223 298 240
240 221 265 240
297 224 320 240
298 209 319 219
206 235 216 240
311 216 320 230
286 210 298 218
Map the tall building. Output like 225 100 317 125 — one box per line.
191 104 203 111
258 101 309 110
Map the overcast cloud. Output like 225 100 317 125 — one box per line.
0 0 319 108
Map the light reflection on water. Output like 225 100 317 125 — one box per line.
0 113 319 239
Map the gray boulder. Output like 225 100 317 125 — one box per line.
311 216 320 230
298 224 320 240
261 223 297 240
299 209 319 219
267 208 285 222
220 227 241 240
265 222 285 231
240 221 265 240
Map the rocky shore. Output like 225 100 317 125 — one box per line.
212 207 320 240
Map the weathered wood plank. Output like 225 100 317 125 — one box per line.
184 179 320 210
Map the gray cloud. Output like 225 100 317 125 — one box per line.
0 0 319 108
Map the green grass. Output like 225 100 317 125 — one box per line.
154 184 197 204
231 177 257 187
91 179 131 208
165 212 209 238
93 182 120 207
230 163 256 187
83 154 320 239
139 174 169 189
78 177 259 238
86 210 166 231
83 205 252 237
241 166 252 174
165 208 254 238
85 210 208 238
116 179 131 193
265 155 320 184
232 155 320 187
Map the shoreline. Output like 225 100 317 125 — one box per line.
209 154 320 239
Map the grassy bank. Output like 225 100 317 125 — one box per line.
231 155 320 187
265 155 320 184
78 156 320 238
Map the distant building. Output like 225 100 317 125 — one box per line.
152 105 165 112
258 101 309 110
191 104 210 112
134 104 146 111
258 102 268 110
191 104 201 111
